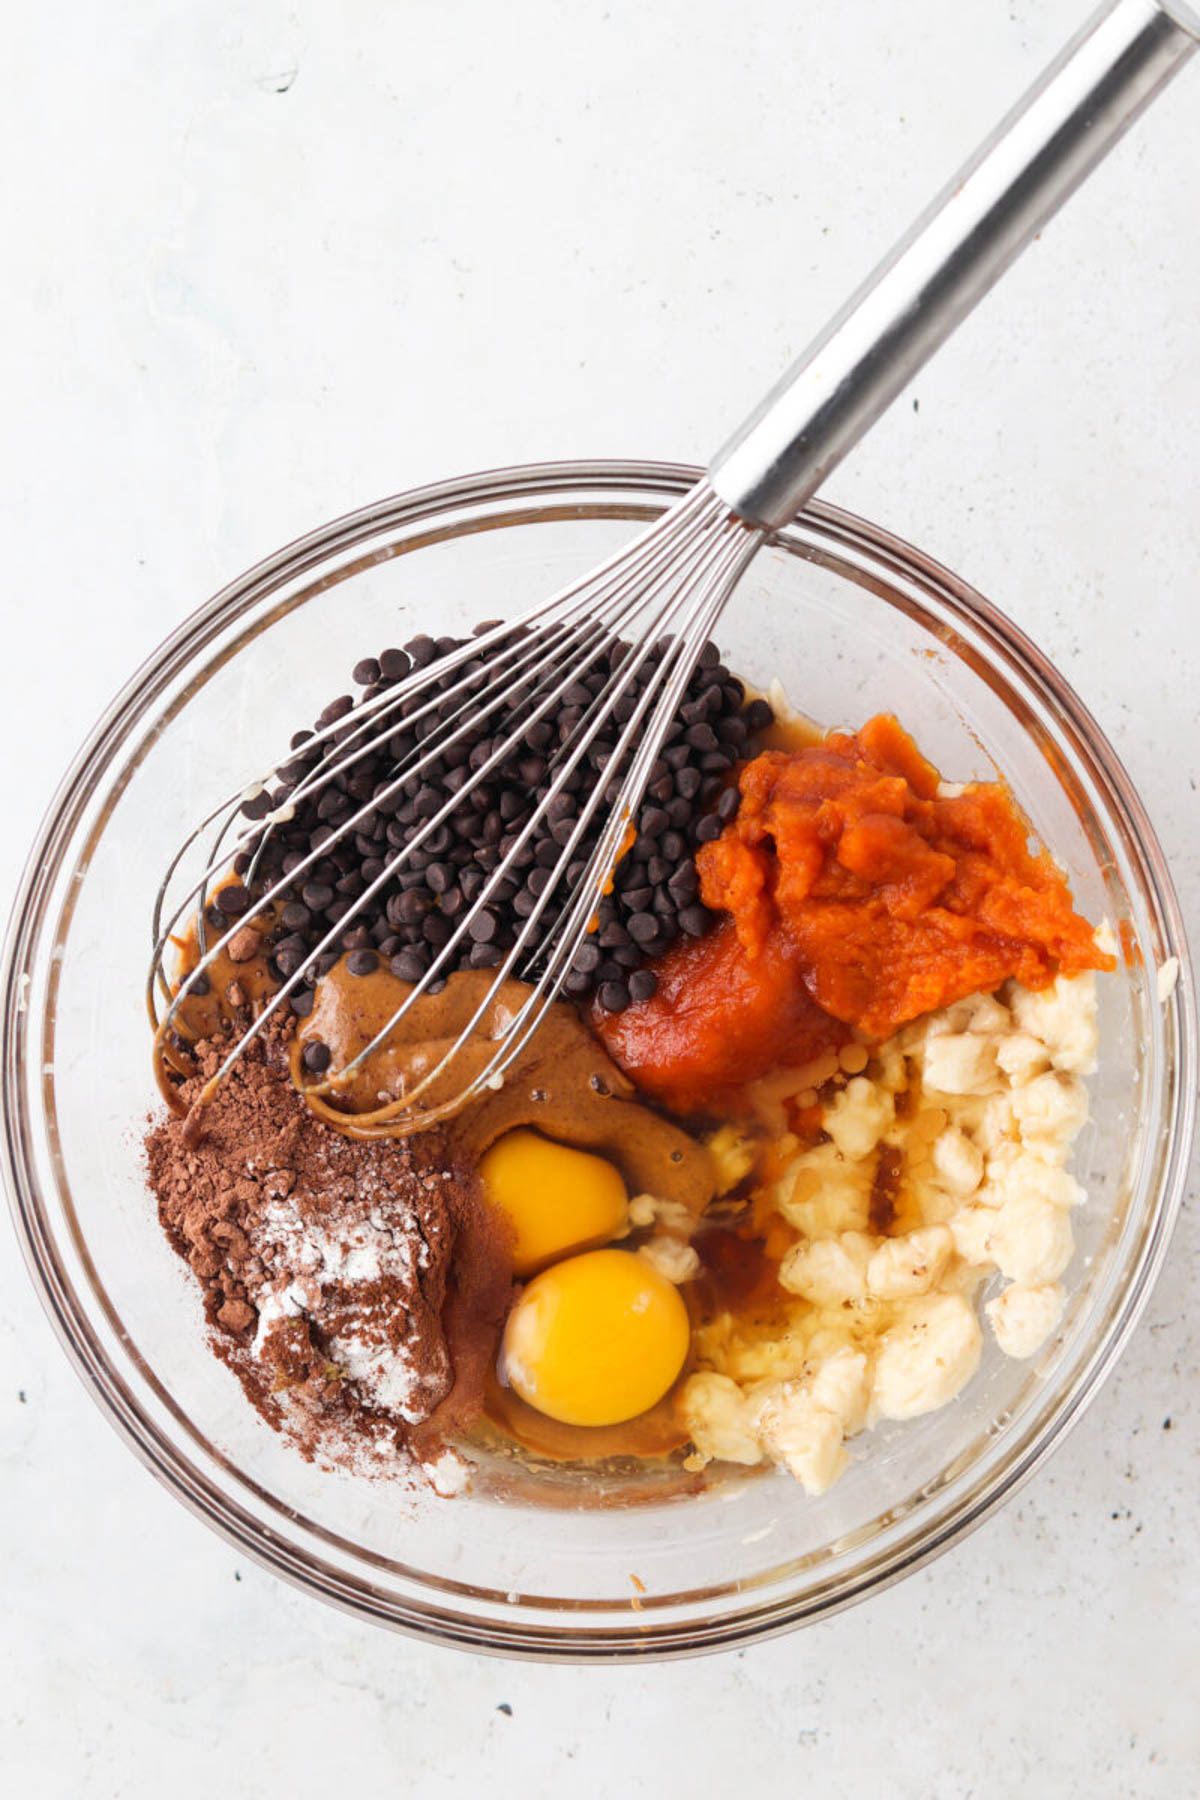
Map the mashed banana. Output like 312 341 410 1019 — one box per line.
679 968 1098 1493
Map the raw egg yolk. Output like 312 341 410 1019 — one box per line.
502 1248 690 1427
478 1129 628 1277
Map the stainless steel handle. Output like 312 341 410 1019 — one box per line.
708 0 1199 530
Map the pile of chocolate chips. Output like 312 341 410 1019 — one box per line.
214 624 772 1013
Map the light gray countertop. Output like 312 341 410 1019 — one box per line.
2 1 1197 1793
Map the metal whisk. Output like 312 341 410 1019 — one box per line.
150 0 1196 1131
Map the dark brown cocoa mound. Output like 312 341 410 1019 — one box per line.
144 1021 512 1481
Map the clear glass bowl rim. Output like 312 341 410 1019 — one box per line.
2 457 1195 1661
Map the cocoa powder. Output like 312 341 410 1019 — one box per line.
145 1020 512 1484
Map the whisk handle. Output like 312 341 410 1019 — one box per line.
707 0 1198 531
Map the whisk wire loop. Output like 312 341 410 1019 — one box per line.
155 481 762 1125
299 498 762 1124
150 484 718 1035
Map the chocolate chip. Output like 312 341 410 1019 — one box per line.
347 949 379 976
317 695 354 727
302 1041 331 1074
684 723 718 751
628 968 658 1004
597 979 630 1012
215 884 250 916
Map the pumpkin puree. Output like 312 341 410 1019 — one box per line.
595 714 1111 1114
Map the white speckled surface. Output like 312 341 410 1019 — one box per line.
2 1 1197 1791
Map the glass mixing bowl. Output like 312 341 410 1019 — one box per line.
2 461 1194 1659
